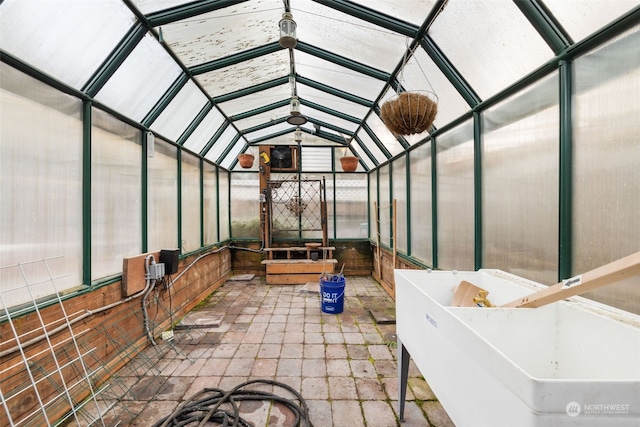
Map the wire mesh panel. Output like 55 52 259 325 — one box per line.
267 177 324 241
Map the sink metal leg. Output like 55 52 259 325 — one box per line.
398 336 410 422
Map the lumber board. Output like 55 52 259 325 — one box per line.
502 250 640 308
266 273 327 285
122 251 160 297
266 262 335 275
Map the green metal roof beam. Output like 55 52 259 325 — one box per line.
296 75 374 107
305 117 355 140
212 76 289 103
295 41 390 82
190 42 283 75
242 117 288 135
230 99 289 121
83 22 147 97
177 102 213 145
300 99 361 124
420 37 481 108
146 0 249 26
216 134 242 165
352 134 379 167
248 128 292 144
199 121 230 157
142 73 189 127
514 0 572 54
312 0 418 38
362 123 392 159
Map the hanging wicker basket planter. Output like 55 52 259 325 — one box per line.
380 91 438 136
339 156 359 172
237 153 255 169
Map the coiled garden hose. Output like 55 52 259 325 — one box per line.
153 379 313 427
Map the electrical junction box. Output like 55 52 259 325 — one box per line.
160 249 180 275
148 262 165 280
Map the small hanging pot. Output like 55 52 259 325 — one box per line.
339 156 359 172
237 153 255 168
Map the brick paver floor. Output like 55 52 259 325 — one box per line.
91 276 455 426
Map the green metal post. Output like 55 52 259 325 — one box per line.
200 158 205 248
405 151 412 256
141 130 149 253
431 137 438 269
177 149 183 252
473 111 483 271
558 60 573 281
82 101 92 285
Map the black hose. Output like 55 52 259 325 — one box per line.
153 379 313 427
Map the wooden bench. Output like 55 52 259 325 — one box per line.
262 246 336 284
263 246 335 260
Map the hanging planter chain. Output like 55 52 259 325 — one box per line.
380 38 438 136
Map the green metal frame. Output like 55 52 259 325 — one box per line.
473 111 483 271
142 130 149 253
558 60 573 281
82 101 92 285
190 42 283 75
142 73 189 127
145 0 248 27
177 149 183 252
177 101 213 145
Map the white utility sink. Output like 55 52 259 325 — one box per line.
395 269 640 427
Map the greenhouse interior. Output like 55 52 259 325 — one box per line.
1 0 640 426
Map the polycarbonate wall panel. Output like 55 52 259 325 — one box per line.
91 109 142 280
0 64 83 307
482 73 559 285
151 80 209 142
218 171 231 241
436 120 474 270
409 143 433 265
0 0 133 90
183 107 226 154
392 156 408 254
335 174 368 238
181 152 201 253
430 0 553 100
378 165 391 247
544 0 638 43
301 146 332 171
230 173 260 239
95 33 183 122
148 139 178 251
203 162 219 245
368 172 377 241
572 26 640 314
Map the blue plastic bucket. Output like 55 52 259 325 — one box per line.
320 275 346 314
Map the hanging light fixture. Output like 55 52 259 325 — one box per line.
287 95 307 125
294 127 302 143
279 12 297 49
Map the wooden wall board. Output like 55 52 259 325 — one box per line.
122 251 160 297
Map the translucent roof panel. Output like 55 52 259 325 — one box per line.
293 0 407 73
297 84 372 119
95 33 183 122
365 114 404 157
150 80 209 142
394 46 471 128
158 0 282 67
349 0 438 26
233 106 292 132
298 106 361 133
349 141 375 170
0 0 134 90
183 108 226 154
219 139 245 170
295 51 387 101
429 0 554 100
216 84 290 116
544 0 639 43
203 126 239 161
196 50 290 96
130 0 188 14
356 130 388 164
244 122 294 141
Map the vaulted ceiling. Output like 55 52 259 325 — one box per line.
1 0 637 171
